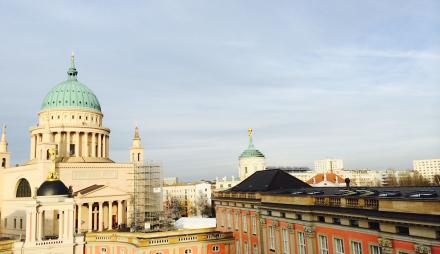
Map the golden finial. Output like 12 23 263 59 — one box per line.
248 128 253 137
46 148 59 181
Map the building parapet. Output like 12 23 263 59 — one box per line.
85 228 233 248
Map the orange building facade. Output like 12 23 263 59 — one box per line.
83 228 235 254
214 169 440 254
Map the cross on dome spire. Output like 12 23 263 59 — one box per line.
248 128 255 149
67 51 78 80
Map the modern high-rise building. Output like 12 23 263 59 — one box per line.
414 159 440 183
314 159 344 172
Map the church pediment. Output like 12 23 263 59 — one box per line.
74 184 128 198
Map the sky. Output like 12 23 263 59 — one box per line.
0 1 439 181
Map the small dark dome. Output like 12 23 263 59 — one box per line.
37 180 69 196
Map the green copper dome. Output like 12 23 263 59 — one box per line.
239 130 265 159
41 54 101 112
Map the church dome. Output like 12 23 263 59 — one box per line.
37 179 69 196
41 54 101 112
239 129 265 159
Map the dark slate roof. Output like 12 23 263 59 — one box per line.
269 186 440 200
73 184 104 196
226 169 310 192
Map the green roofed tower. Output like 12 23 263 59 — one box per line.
238 128 266 181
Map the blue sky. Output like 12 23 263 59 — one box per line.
0 1 439 180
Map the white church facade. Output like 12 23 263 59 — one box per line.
0 54 161 253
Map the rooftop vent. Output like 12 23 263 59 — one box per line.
378 191 401 197
407 191 437 198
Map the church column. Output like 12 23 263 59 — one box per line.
102 134 107 158
97 134 102 158
30 134 36 159
98 202 103 231
58 210 63 240
31 211 36 243
55 132 61 155
66 132 71 156
83 133 89 157
117 200 122 228
108 201 113 230
37 210 43 241
63 210 68 239
75 132 80 157
77 204 82 233
91 133 96 157
88 203 93 232
25 211 31 241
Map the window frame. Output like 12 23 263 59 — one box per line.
334 237 345 254
350 240 362 254
318 234 329 254
268 225 275 251
282 228 290 254
297 231 306 254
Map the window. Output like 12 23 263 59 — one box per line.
282 228 290 254
14 218 16 229
243 215 248 232
334 238 345 254
396 226 409 235
101 247 107 254
280 212 286 218
297 232 306 254
253 244 258 254
351 241 362 254
20 219 23 229
296 214 302 220
350 219 359 227
333 217 341 225
319 235 329 254
244 241 249 254
16 178 32 197
268 226 275 250
1 158 5 168
236 240 241 254
184 249 192 254
397 251 410 254
368 222 380 231
235 213 240 230
318 216 325 222
69 144 75 155
212 245 220 252
3 218 7 228
252 216 257 234
369 245 381 254
227 212 232 229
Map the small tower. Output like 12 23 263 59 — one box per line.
0 125 11 168
130 126 144 164
238 128 266 180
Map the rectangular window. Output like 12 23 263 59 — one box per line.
319 235 329 254
296 214 302 220
318 216 325 222
333 218 341 225
14 218 16 229
297 232 306 254
368 222 380 230
369 245 382 254
268 226 275 250
69 144 75 155
334 238 345 254
235 213 240 230
236 240 241 254
4 218 7 229
227 212 232 229
252 216 257 235
351 241 362 254
244 241 249 254
253 244 258 254
349 219 359 227
282 228 290 254
243 215 248 232
396 226 409 235
20 219 23 229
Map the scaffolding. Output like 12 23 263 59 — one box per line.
130 162 163 231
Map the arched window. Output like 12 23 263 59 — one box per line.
1 158 5 168
16 178 31 197
137 153 141 162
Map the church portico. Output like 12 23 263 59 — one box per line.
74 185 129 233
